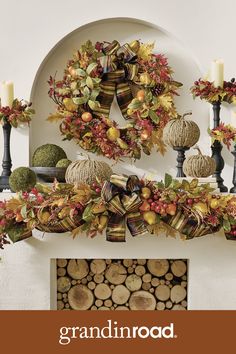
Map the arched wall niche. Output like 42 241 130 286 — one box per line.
30 17 206 179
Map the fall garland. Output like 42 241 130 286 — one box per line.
0 99 34 127
209 123 236 149
190 78 236 103
0 174 235 249
47 40 182 160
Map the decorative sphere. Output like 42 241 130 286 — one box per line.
32 144 67 167
9 167 36 192
56 159 72 168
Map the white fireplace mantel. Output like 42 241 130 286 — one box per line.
1 192 236 310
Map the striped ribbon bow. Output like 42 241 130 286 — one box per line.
101 174 147 242
93 40 139 119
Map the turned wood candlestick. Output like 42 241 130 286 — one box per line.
173 146 189 177
230 144 236 193
0 122 12 192
211 101 228 192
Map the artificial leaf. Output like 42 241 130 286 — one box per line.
138 42 155 60
20 205 27 219
156 139 167 156
83 86 90 97
82 204 94 222
86 63 97 75
128 98 142 110
75 68 86 77
190 179 199 189
72 96 88 105
88 100 99 110
71 225 84 239
90 89 100 101
47 113 64 122
181 180 190 191
149 110 160 124
86 76 94 90
223 219 231 232
164 173 173 188
6 198 22 211
157 94 173 110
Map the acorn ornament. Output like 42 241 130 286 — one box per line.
183 146 216 178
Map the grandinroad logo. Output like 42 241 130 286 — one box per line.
59 320 176 345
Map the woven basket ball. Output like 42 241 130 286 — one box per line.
163 112 200 148
183 146 216 178
65 158 113 185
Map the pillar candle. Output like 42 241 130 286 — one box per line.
0 81 14 108
211 59 224 88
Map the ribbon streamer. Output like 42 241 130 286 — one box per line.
93 40 139 119
101 174 147 242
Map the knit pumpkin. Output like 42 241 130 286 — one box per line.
65 158 113 185
163 112 200 148
183 146 216 178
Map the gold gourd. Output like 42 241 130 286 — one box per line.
65 157 113 185
163 112 200 148
183 146 216 178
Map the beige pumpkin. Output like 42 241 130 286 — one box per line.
183 146 216 178
65 158 113 185
163 112 200 148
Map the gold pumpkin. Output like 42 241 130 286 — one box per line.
183 146 216 178
65 158 113 185
163 112 200 148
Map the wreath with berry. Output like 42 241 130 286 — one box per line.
47 40 182 160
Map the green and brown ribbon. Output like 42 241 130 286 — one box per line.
93 40 139 119
101 174 147 242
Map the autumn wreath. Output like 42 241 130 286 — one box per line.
48 40 182 160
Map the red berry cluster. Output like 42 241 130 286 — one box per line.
91 181 102 195
227 225 236 238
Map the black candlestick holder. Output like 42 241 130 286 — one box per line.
0 122 12 192
230 144 236 193
211 101 228 192
173 146 189 177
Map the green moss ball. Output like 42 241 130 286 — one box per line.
32 144 67 167
9 167 37 192
56 158 72 168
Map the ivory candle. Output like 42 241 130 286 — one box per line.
0 81 14 108
211 59 224 88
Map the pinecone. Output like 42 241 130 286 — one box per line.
152 84 164 96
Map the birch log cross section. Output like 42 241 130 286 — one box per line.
170 285 187 303
105 264 127 285
67 259 89 280
129 291 156 310
171 260 187 277
125 274 142 292
147 260 169 277
112 285 131 305
56 259 188 311
68 285 94 310
94 284 112 300
90 259 106 274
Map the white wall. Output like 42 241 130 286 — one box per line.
1 0 236 310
